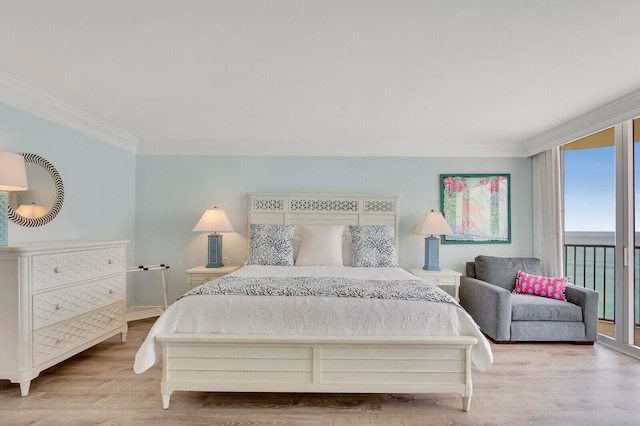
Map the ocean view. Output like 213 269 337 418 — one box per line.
565 232 640 324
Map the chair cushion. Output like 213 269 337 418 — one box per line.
474 255 541 291
511 294 583 322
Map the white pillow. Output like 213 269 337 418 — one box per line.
295 225 344 266
293 226 302 260
342 233 352 266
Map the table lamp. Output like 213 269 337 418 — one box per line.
16 202 48 219
415 210 453 271
193 207 234 268
0 152 28 246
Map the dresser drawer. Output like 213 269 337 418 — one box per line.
32 247 125 291
33 302 125 366
33 275 125 330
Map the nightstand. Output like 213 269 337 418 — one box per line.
409 268 461 301
185 265 241 289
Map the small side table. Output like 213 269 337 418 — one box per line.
409 268 461 301
186 265 241 289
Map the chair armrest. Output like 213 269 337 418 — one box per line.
565 284 599 341
460 276 512 341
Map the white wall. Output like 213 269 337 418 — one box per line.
134 155 533 305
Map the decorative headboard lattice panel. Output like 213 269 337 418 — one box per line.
248 193 401 246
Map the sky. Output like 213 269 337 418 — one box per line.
563 145 640 232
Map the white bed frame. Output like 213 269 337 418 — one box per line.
157 193 477 411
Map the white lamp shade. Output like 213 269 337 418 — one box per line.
193 208 234 233
0 151 28 191
16 203 48 219
415 211 453 236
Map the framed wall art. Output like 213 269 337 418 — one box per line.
440 174 511 244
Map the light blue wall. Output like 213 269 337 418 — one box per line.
134 155 533 305
0 102 137 296
0 102 535 309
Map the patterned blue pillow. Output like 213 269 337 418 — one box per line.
248 224 295 266
349 225 399 267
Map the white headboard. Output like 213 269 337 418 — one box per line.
248 193 400 246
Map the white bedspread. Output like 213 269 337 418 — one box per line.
133 266 493 373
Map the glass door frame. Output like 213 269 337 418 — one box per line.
598 120 639 358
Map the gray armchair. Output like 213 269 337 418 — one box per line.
460 255 599 343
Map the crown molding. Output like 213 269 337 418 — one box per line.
0 73 138 153
136 138 525 158
522 88 640 157
12 66 636 159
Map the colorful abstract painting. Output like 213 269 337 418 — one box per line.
440 174 511 244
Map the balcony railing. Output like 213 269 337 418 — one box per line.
564 243 640 326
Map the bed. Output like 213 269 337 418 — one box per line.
133 193 493 411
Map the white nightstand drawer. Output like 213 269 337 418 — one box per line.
186 265 241 289
189 275 221 287
408 268 461 301
428 276 456 285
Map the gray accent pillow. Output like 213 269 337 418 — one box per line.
466 262 476 278
349 225 399 267
474 255 541 291
248 224 295 266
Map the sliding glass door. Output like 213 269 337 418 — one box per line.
563 120 639 356
563 127 616 339
632 119 639 348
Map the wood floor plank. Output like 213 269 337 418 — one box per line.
0 319 639 425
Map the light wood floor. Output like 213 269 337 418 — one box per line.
1 319 639 426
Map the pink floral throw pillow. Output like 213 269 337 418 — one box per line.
514 270 567 301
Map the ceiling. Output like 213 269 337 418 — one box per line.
1 1 640 157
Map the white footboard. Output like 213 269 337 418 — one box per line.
156 333 477 412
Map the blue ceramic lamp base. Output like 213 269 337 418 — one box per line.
423 236 441 271
206 233 224 268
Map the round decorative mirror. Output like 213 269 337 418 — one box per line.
8 153 64 227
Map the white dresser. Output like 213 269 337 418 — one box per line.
0 240 128 396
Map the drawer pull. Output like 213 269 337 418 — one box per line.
53 266 61 274
108 288 114 295
108 259 114 265
55 303 62 310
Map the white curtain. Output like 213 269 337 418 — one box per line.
532 146 564 276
